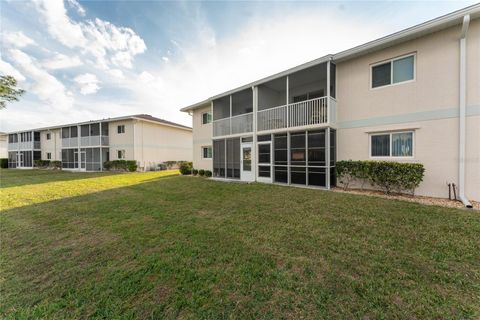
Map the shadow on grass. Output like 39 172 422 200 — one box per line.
1 176 479 319
0 169 121 189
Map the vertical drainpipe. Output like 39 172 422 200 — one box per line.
458 15 472 208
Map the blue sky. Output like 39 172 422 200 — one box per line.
0 0 476 131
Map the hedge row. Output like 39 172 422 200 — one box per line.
34 160 62 169
179 161 193 175
336 160 425 195
103 160 137 172
192 169 212 177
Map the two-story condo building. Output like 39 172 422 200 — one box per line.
7 114 192 171
181 5 480 205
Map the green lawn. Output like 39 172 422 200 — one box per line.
1 169 479 319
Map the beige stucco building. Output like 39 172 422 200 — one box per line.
6 114 192 171
181 5 480 205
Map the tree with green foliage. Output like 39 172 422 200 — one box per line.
0 75 25 109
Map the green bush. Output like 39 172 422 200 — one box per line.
336 160 425 195
192 169 198 176
198 169 205 176
34 160 51 168
178 161 192 175
164 161 178 169
50 161 62 169
103 160 137 172
0 158 8 168
205 170 212 178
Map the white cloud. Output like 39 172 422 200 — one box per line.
42 53 82 69
161 56 169 62
74 73 100 95
9 49 73 110
0 58 26 81
33 0 87 48
138 71 155 84
66 0 85 16
2 31 36 48
33 0 146 72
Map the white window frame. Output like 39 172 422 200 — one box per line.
201 112 212 125
370 53 416 89
117 149 125 159
47 152 51 160
369 130 415 159
117 125 125 134
202 146 212 159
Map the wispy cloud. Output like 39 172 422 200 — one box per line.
74 73 101 95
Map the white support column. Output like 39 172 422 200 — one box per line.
286 76 289 127
252 86 258 181
77 125 81 170
326 60 331 124
287 131 291 185
326 127 331 190
99 122 103 171
229 95 233 135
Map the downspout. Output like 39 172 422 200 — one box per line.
458 14 472 208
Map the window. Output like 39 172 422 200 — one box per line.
202 146 212 159
202 112 212 125
117 125 125 134
371 54 415 88
47 152 51 160
370 131 413 158
117 150 125 159
46 133 51 140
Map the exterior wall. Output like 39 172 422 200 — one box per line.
108 120 135 162
40 129 61 161
336 19 480 201
192 104 213 170
133 120 193 170
0 134 7 158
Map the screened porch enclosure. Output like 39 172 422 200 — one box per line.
211 128 336 188
61 147 109 171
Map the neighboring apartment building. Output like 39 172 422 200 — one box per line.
0 132 7 159
6 114 192 171
181 5 480 205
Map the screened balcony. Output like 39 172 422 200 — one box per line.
7 131 41 150
61 122 109 148
257 62 336 132
212 89 253 137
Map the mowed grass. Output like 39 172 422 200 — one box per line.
0 169 479 319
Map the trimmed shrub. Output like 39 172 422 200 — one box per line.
178 161 192 175
103 160 138 172
336 160 425 195
205 170 212 177
198 169 205 177
0 158 7 168
51 161 62 170
34 160 51 168
192 169 198 176
164 161 178 169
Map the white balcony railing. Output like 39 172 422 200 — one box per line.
257 96 335 132
61 135 109 148
213 112 253 137
7 142 18 150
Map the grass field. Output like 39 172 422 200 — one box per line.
1 169 479 319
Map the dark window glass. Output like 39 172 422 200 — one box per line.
117 125 125 134
257 134 271 142
293 94 308 103
258 165 270 177
62 128 69 139
34 132 40 141
330 167 337 188
290 132 305 166
70 126 78 138
81 125 89 137
33 151 41 160
308 167 326 187
90 123 100 136
372 62 391 88
308 130 325 148
371 134 390 157
202 112 212 124
330 129 336 166
290 166 306 185
308 149 325 166
242 136 253 142
330 63 336 98
213 140 225 178
102 123 109 136
226 138 240 179
274 166 287 183
258 144 270 164
46 133 51 140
